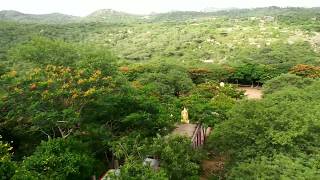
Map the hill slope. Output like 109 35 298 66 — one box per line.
0 10 79 24
84 9 142 23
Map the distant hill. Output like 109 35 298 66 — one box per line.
0 10 79 24
1 7 320 24
149 11 216 22
83 9 142 23
211 6 320 18
202 7 237 12
0 9 143 24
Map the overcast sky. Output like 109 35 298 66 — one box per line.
1 0 320 16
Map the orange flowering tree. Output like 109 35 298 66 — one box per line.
290 64 320 78
1 64 118 139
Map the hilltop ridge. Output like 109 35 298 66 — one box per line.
1 6 320 24
0 10 79 24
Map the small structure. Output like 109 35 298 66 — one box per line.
202 59 214 63
263 16 275 22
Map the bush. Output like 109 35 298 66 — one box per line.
228 154 320 180
263 73 314 95
149 136 203 180
115 157 168 180
13 138 96 180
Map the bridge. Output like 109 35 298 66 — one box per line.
172 123 211 148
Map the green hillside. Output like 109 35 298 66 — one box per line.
0 10 80 24
84 9 142 23
1 7 320 82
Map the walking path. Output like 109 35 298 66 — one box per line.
172 124 197 138
238 87 263 99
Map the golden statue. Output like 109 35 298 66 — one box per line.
181 107 189 124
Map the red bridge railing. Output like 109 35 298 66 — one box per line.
191 123 205 148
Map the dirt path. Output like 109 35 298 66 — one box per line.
200 154 228 180
238 87 263 99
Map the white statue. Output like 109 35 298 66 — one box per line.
181 107 189 124
220 82 225 87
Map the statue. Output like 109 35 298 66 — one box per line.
181 107 189 124
219 82 225 87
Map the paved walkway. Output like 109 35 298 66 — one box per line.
172 124 197 138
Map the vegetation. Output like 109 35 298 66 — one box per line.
0 6 320 179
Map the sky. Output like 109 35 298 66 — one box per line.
1 0 320 16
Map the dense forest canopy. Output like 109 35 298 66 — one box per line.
1 6 320 179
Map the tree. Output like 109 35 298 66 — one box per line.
181 82 242 126
0 135 16 180
149 136 203 180
249 42 319 71
8 37 80 67
230 63 267 85
1 40 121 158
188 65 235 84
114 157 168 180
7 37 118 72
228 154 320 180
208 82 320 161
290 64 320 78
108 135 202 180
81 87 173 136
139 69 194 97
263 73 314 95
1 64 119 140
12 138 96 180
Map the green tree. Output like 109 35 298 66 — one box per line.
228 154 320 180
139 69 194 97
263 73 314 95
230 63 266 85
7 37 118 72
0 135 16 180
149 136 203 180
181 82 242 126
208 82 320 160
8 37 80 67
114 157 168 180
12 138 96 180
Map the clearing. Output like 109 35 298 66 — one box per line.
238 87 263 99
